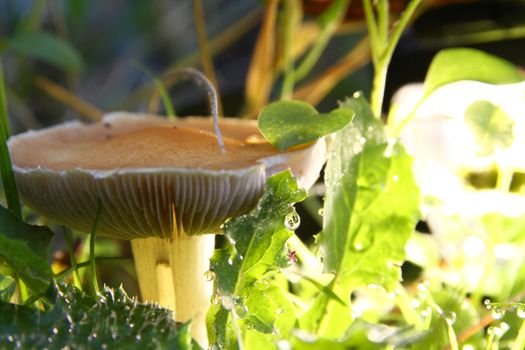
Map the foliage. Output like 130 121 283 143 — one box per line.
207 171 306 348
0 283 198 350
306 93 419 339
258 100 354 150
0 205 54 295
423 48 524 97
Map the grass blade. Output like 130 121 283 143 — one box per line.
0 57 21 219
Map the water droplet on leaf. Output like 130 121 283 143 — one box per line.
234 304 248 318
444 311 456 325
204 270 215 281
517 306 525 318
318 208 324 216
210 294 221 305
492 306 505 320
352 225 374 251
284 213 300 231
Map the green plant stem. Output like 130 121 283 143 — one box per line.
370 60 388 118
294 0 349 82
512 318 525 350
134 62 176 119
485 331 496 350
377 0 389 46
446 320 459 350
281 0 349 99
0 57 21 219
365 0 422 118
279 0 300 100
63 227 82 290
89 201 102 294
394 285 424 330
231 314 245 350
362 0 380 64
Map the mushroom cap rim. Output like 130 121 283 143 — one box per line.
11 162 267 179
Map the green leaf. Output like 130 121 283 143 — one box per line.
306 93 420 338
464 100 515 155
207 171 307 348
424 48 524 97
4 31 84 71
0 275 16 301
0 205 54 295
258 100 354 150
0 284 198 349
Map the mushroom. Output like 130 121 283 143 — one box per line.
8 112 326 346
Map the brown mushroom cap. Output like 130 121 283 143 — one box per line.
8 113 325 239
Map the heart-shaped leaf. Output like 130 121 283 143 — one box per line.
258 100 354 150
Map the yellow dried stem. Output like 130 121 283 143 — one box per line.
243 0 280 117
35 76 102 121
293 37 371 106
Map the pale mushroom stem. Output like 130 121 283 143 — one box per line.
168 68 224 152
131 234 215 347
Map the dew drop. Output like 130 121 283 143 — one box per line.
417 282 429 293
444 311 456 325
254 278 270 290
492 306 505 320
517 306 525 318
484 299 492 308
234 304 248 318
210 294 221 305
204 270 216 281
410 299 421 308
276 306 286 314
488 323 509 337
284 213 300 231
318 208 325 216
52 328 58 335
352 225 374 251
421 307 432 318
